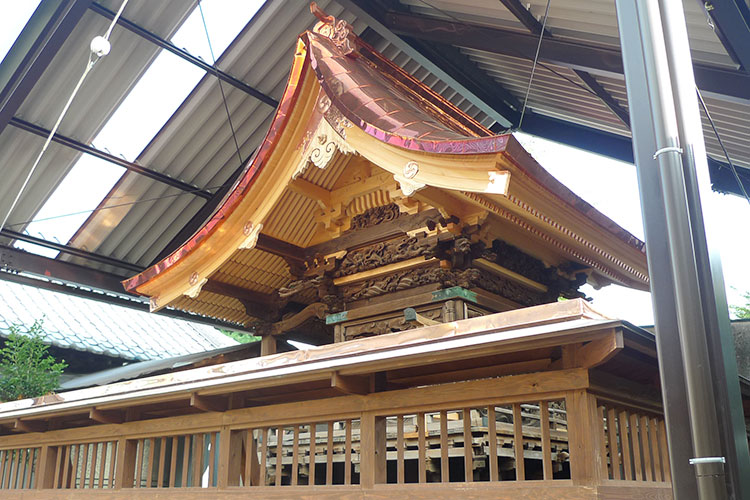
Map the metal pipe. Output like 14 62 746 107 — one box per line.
657 0 750 496
631 0 727 497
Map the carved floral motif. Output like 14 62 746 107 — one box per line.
350 203 402 230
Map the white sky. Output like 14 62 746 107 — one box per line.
2 1 749 327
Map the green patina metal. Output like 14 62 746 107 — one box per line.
325 311 348 325
431 286 477 303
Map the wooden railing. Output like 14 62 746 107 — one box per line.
0 371 673 498
596 399 671 483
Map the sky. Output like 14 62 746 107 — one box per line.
1 1 749 327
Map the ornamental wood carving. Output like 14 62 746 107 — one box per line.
333 233 435 278
349 203 401 230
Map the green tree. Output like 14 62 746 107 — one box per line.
730 290 750 319
0 320 67 402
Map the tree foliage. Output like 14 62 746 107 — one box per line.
731 291 750 319
0 320 67 402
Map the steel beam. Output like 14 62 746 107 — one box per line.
498 0 630 127
0 228 142 273
9 117 212 199
335 0 517 128
89 2 279 108
381 11 750 102
0 0 92 138
702 0 750 72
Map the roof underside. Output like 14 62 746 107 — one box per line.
0 0 748 327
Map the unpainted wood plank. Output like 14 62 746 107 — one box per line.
640 415 653 481
52 446 63 489
345 420 352 485
133 440 144 488
605 407 621 480
208 432 217 488
397 415 405 484
326 421 334 485
157 438 166 488
417 412 426 484
16 448 26 489
180 436 189 488
169 437 178 487
96 443 105 489
440 410 449 483
276 427 284 486
618 410 632 480
513 403 525 481
107 441 117 489
540 401 553 480
463 409 473 482
114 438 136 489
596 405 609 479
291 425 300 486
259 429 267 487
629 413 643 481
80 443 90 489
657 419 670 482
70 444 80 489
192 434 204 488
488 406 498 482
146 438 156 488
649 417 663 482
309 423 316 486
62 445 71 489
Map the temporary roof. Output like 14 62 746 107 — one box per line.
0 0 748 329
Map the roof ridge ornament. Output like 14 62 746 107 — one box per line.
310 2 355 55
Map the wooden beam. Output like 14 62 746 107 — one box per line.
202 279 278 305
255 234 306 263
89 408 124 424
331 372 370 395
576 330 624 368
474 258 548 292
13 419 46 433
288 178 331 209
264 302 327 336
305 208 440 257
190 393 227 413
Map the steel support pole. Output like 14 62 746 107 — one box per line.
657 0 750 496
614 1 696 497
616 0 748 497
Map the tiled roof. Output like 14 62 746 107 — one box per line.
0 280 237 362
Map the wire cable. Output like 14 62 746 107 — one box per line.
696 87 750 205
518 0 551 129
0 0 130 233
198 1 244 167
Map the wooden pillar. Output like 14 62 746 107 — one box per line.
260 335 276 356
218 427 244 488
113 438 137 489
36 445 58 489
360 412 386 488
566 389 605 486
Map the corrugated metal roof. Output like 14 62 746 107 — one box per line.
0 279 236 361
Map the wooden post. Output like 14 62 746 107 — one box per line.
260 335 276 356
114 438 137 489
218 427 243 488
360 412 386 488
566 390 604 486
36 445 58 489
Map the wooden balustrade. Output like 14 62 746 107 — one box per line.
0 371 673 498
596 399 671 483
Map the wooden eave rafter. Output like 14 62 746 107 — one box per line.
121 13 648 315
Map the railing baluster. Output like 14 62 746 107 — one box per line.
62 446 71 489
513 403 525 481
107 442 117 488
25 448 35 489
291 425 300 486
70 444 80 489
146 438 156 488
157 438 167 488
192 434 204 487
95 443 104 489
629 413 643 480
344 420 352 485
650 417 663 481
208 433 217 488
324 422 332 485
440 410 449 483
488 406 498 482
16 448 26 489
397 415 405 484
259 428 267 487
276 427 284 486
180 436 189 487
246 430 258 487
53 447 62 489
618 410 633 480
169 436 178 487
640 416 653 481
309 423 315 486
597 405 609 479
606 407 621 479
540 401 553 480
657 420 671 482
417 412 426 484
463 409 473 482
